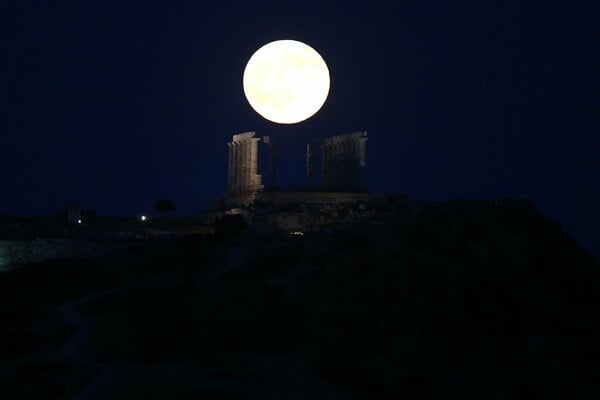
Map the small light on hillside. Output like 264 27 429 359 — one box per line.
77 219 82 224
140 215 147 222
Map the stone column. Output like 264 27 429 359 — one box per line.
339 141 346 189
345 141 352 189
359 136 368 190
249 137 260 187
235 141 242 191
332 142 340 190
270 143 277 188
321 144 329 188
358 136 367 166
349 139 358 190
227 143 234 193
231 142 240 192
243 140 250 189
306 144 315 188
238 140 244 189
229 142 235 192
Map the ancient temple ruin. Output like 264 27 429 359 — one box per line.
227 132 263 194
223 130 374 207
320 131 368 191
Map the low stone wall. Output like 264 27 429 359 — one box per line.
222 190 385 207
259 191 383 204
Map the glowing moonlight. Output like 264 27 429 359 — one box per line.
243 40 330 124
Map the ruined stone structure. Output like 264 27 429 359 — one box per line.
262 136 278 188
320 131 368 191
224 130 370 207
306 143 316 188
227 132 263 194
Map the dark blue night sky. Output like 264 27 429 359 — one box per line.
1 1 598 256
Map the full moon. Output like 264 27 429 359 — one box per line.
243 40 330 124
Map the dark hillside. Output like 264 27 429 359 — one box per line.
1 200 598 399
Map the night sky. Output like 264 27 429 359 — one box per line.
1 1 598 256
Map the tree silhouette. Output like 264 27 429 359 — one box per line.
154 199 176 216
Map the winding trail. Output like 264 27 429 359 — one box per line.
59 288 121 400
59 281 175 400
58 247 244 400
57 246 342 399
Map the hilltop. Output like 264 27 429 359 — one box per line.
0 198 598 399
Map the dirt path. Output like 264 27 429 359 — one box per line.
57 248 241 400
59 281 175 400
58 246 346 399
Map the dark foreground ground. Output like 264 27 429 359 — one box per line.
1 200 598 399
